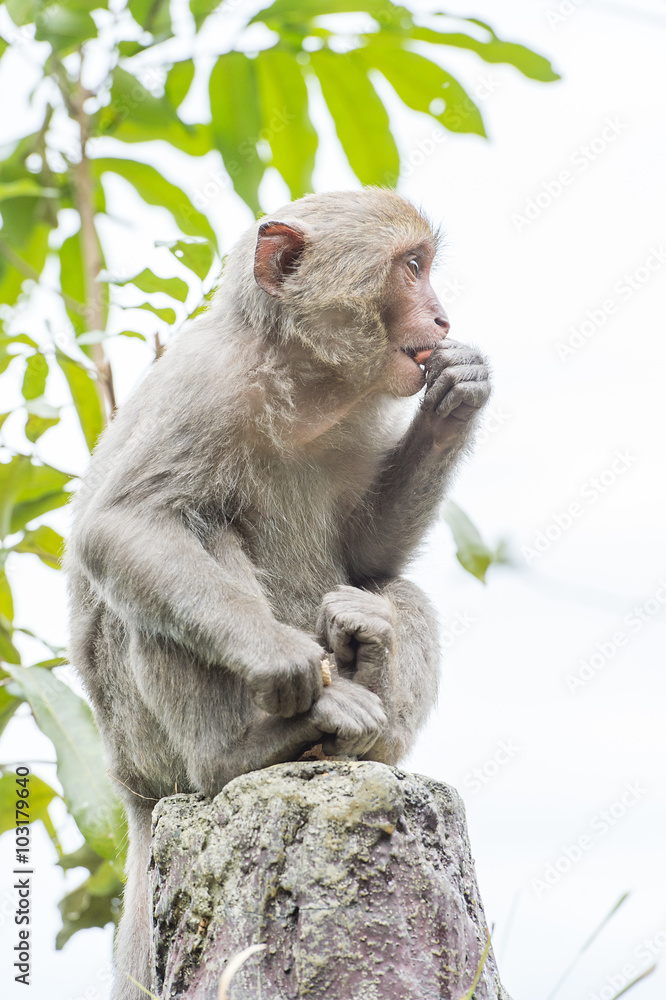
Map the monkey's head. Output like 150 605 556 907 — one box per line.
223 189 449 398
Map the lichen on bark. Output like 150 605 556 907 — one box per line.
150 760 511 1000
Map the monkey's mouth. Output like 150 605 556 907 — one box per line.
402 344 438 370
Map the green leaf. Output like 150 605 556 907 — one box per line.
115 330 147 341
91 157 217 247
157 239 214 281
0 412 10 432
14 525 64 569
310 48 399 185
359 43 485 137
56 863 122 949
190 0 220 31
165 59 195 109
128 0 172 38
60 231 108 338
256 47 317 198
0 333 38 376
0 179 58 201
25 411 60 443
14 627 64 658
0 560 13 621
22 352 48 401
58 841 105 873
134 302 177 325
110 267 189 303
0 219 52 308
6 0 108 22
443 501 494 583
74 331 107 345
4 0 35 26
55 349 104 453
187 286 215 321
252 0 410 26
0 685 23 736
34 5 98 52
0 454 72 540
409 23 560 83
209 52 264 215
0 623 20 664
4 666 126 861
0 772 60 837
97 67 211 156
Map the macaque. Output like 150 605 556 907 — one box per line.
65 188 491 998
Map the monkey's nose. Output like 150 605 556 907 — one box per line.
435 316 450 334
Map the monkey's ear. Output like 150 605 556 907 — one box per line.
254 221 306 297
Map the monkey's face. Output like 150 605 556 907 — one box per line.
381 249 449 397
248 195 449 397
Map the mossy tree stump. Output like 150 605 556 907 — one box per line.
149 761 511 1000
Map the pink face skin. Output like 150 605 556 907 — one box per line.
382 248 450 397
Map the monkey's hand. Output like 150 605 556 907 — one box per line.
317 585 393 688
309 675 387 757
244 628 324 717
421 340 491 449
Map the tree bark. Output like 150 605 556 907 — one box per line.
149 760 511 1000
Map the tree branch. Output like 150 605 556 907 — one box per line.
67 68 116 418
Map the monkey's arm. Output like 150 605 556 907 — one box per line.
348 341 490 580
71 508 323 715
317 580 439 763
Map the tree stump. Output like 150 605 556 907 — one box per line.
149 760 511 999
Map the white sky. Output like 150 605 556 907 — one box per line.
1 1 665 999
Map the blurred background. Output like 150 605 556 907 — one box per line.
0 1 664 998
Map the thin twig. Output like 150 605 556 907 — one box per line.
218 944 267 1000
109 773 159 802
546 892 630 1000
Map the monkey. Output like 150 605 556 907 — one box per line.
64 188 491 999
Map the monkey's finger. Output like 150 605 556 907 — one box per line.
422 364 489 413
320 619 356 665
252 687 280 716
317 601 356 663
289 667 324 717
425 343 485 382
322 725 381 757
436 381 491 420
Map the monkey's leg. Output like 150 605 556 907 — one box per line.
129 634 386 794
317 579 440 765
128 635 328 793
112 801 154 1000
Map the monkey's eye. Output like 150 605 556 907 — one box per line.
407 258 420 278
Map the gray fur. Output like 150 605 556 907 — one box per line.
65 189 490 999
